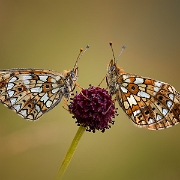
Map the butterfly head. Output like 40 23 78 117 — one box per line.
107 59 124 75
63 67 78 82
106 42 126 95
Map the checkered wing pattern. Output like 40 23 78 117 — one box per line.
106 44 180 130
0 69 73 120
115 73 180 130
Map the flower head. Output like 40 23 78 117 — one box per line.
68 86 116 133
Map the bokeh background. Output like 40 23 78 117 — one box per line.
0 1 180 180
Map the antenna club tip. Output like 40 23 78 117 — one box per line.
86 45 90 49
109 41 113 46
80 48 83 52
122 45 126 49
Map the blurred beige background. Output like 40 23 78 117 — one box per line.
0 1 180 180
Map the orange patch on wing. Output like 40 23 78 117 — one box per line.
144 79 154 85
47 76 52 82
126 108 133 116
24 99 35 112
34 71 46 74
124 91 131 97
127 84 139 94
42 83 52 92
131 105 140 112
129 77 135 83
0 79 8 88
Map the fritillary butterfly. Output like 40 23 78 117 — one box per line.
106 42 180 130
0 45 89 120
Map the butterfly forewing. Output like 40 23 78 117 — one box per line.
0 69 74 120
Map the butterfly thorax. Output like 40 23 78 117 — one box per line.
107 61 124 95
62 68 78 98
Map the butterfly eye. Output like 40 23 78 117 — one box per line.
111 66 115 71
70 71 75 78
108 66 115 73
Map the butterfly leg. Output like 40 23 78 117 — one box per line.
74 82 83 91
62 97 70 112
98 75 107 87
75 82 90 100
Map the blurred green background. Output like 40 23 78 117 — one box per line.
0 1 180 180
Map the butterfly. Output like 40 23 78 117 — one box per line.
0 45 89 120
106 42 180 130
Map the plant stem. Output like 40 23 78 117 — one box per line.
55 125 86 180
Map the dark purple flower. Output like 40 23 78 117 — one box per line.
68 86 116 133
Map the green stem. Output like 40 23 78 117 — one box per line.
55 125 86 180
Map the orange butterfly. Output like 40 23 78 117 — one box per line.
106 42 180 130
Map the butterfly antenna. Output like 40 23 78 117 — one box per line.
116 45 126 64
73 45 90 70
109 41 116 64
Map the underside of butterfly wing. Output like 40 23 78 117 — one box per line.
0 69 69 120
116 74 180 130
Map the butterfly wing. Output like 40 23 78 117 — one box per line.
0 69 67 120
116 74 180 130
